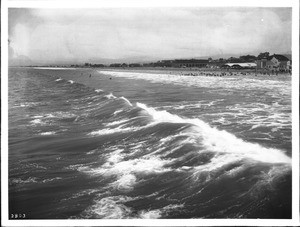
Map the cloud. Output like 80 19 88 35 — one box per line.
8 7 291 64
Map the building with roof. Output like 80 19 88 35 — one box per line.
223 62 257 69
256 54 291 71
269 54 291 71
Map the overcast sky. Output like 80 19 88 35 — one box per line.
8 7 291 64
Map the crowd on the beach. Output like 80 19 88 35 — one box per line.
81 69 291 79
177 70 292 77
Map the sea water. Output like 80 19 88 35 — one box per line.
8 67 292 219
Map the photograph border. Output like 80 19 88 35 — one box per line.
1 0 299 226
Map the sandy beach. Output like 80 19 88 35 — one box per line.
94 67 291 78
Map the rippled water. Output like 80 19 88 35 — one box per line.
9 67 291 219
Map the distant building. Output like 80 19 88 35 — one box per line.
256 54 291 71
224 62 257 69
209 62 224 69
172 59 209 68
269 54 291 71
256 59 268 69
129 63 142 67
109 63 122 67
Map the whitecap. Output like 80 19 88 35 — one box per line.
137 102 291 165
10 177 38 185
139 204 184 219
139 210 161 219
105 93 116 99
88 127 133 136
40 131 56 135
41 177 62 183
88 123 156 136
95 89 103 93
30 118 45 125
111 174 137 191
113 109 123 115
104 119 130 127
78 155 173 191
84 196 133 219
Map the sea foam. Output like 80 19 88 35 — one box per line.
137 102 291 164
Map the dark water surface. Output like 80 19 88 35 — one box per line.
9 67 292 219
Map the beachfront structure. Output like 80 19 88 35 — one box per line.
172 59 209 68
256 54 291 71
256 59 268 69
223 62 257 69
269 54 291 71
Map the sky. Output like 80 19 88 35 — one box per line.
8 7 292 65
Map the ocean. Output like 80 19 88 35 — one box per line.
8 67 292 219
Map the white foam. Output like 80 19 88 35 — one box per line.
109 157 171 190
138 102 183 122
85 156 173 191
139 204 184 219
105 93 116 99
99 70 291 136
17 102 41 108
45 111 76 119
62 189 100 202
160 100 224 111
68 80 74 84
113 109 123 115
40 131 56 135
30 118 45 125
111 174 137 191
105 156 171 175
84 196 133 218
98 70 291 97
41 177 62 183
104 119 129 127
32 115 44 119
87 149 97 155
55 78 62 82
137 102 291 164
18 103 29 107
88 123 156 136
192 154 243 179
10 177 38 184
85 197 184 219
139 210 161 219
95 89 103 93
106 149 125 164
244 164 292 196
88 126 135 136
24 163 47 170
225 102 291 130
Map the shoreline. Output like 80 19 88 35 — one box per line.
96 67 291 77
19 66 292 77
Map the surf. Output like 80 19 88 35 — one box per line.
135 102 291 164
